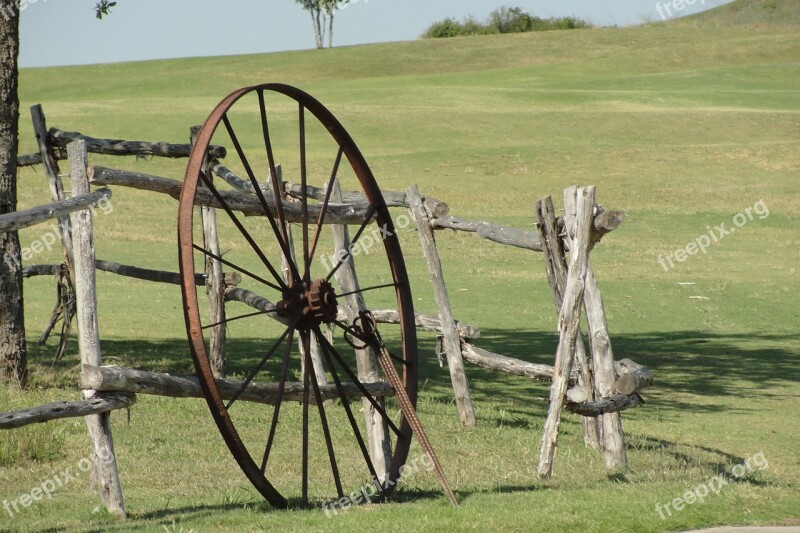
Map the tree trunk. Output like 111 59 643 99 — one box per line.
328 9 334 48
0 8 26 388
310 9 323 49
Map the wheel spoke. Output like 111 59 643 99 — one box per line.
202 308 278 330
257 90 291 252
299 105 311 282
302 330 344 499
198 170 288 291
192 244 281 292
325 204 378 281
316 332 402 436
301 332 310 506
313 326 383 492
260 327 295 474
226 324 296 410
222 112 302 285
337 282 398 299
308 147 344 268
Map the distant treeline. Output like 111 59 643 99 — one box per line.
422 6 591 39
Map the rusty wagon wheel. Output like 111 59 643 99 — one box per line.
178 84 418 509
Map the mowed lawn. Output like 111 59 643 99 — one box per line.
2 16 799 533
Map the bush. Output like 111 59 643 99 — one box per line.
489 6 534 33
423 18 465 39
422 5 591 39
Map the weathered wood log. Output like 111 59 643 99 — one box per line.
431 216 543 251
566 393 643 417
614 359 653 395
408 184 476 427
0 393 136 430
68 141 127 517
50 128 227 159
17 148 67 167
81 365 395 404
369 308 480 340
538 186 595 479
330 178 390 478
211 161 282 193
224 286 282 319
535 194 600 451
89 166 375 225
566 386 589 404
461 342 570 382
22 263 59 277
559 209 627 251
210 161 449 217
0 190 111 233
591 209 627 246
22 260 206 286
431 210 625 253
285 181 450 218
95 260 206 286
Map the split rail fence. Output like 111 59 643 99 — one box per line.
0 105 652 516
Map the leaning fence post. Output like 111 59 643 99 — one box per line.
535 195 600 450
537 186 595 478
32 104 77 357
68 140 127 517
31 104 73 267
407 184 476 427
562 186 627 469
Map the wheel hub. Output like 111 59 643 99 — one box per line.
276 279 338 328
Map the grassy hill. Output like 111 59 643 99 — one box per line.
2 17 799 533
668 0 800 27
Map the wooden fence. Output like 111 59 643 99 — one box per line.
0 104 652 515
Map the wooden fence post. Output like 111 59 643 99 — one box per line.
31 104 77 357
535 195 600 450
329 178 391 479
271 183 330 393
562 187 627 469
68 140 127 517
584 264 627 470
190 126 226 378
31 105 73 266
537 186 595 478
407 184 476 427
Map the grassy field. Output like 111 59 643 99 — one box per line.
1 2 799 531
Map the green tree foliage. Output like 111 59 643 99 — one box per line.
423 6 590 39
95 1 117 19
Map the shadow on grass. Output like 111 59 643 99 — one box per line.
29 327 799 415
440 328 800 414
624 435 771 487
